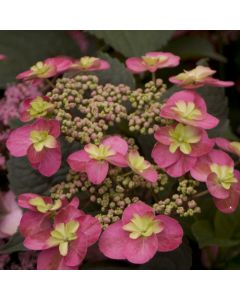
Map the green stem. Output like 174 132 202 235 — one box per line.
194 190 209 198
122 171 133 178
45 78 55 89
152 72 156 83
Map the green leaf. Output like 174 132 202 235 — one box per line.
214 206 240 240
95 52 135 88
88 30 174 57
7 137 81 196
191 220 240 248
0 233 25 254
0 31 82 88
164 35 226 62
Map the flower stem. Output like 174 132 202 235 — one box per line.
152 72 156 83
194 190 209 198
45 78 55 89
123 171 133 178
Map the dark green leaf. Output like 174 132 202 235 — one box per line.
95 52 135 88
164 35 226 62
0 233 25 254
88 30 174 57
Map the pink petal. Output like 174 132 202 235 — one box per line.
37 248 77 270
86 160 109 185
122 201 154 225
19 211 51 237
154 126 171 145
208 149 234 167
206 173 230 199
190 131 214 157
156 215 183 252
190 155 211 182
95 59 110 71
36 146 61 177
213 191 239 214
27 145 47 164
6 125 32 157
205 77 234 87
24 228 52 250
214 137 231 152
102 136 128 155
16 70 33 80
165 155 197 177
98 220 128 260
125 57 147 73
141 167 158 183
55 205 83 224
68 197 80 208
45 56 73 73
32 118 60 138
77 215 102 246
125 235 158 264
152 143 180 168
106 153 128 167
67 150 90 172
0 207 22 237
64 232 88 267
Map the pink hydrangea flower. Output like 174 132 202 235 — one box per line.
190 149 240 213
19 96 54 122
0 191 23 238
214 137 240 157
67 136 128 185
0 54 6 61
6 118 61 176
126 52 180 73
21 203 101 270
99 201 183 264
70 56 110 71
169 65 234 89
16 56 73 80
152 123 213 177
127 151 158 183
19 194 79 238
160 90 219 129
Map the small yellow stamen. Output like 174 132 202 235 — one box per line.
30 130 56 152
77 56 99 69
30 61 52 77
123 214 163 239
27 97 53 119
142 55 167 67
128 151 149 173
210 163 237 190
85 144 115 160
172 101 202 121
49 221 80 256
29 197 62 213
169 123 201 155
175 66 215 85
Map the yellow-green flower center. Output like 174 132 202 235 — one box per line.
175 66 214 85
30 61 52 77
78 56 99 69
123 214 163 239
85 144 115 160
210 164 237 190
230 141 240 155
29 197 62 213
169 123 201 155
142 55 167 67
30 130 56 152
128 152 149 173
28 97 53 119
49 221 79 256
171 101 202 121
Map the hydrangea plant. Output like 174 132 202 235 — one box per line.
5 51 240 270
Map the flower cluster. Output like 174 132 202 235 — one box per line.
5 52 239 269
